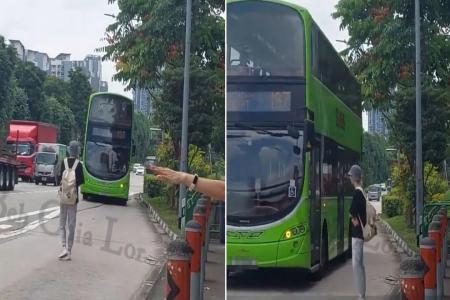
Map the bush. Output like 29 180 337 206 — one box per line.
424 162 448 202
383 195 403 217
144 174 163 198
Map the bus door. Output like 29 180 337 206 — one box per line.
336 147 345 255
310 137 321 267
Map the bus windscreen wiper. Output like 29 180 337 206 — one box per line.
232 123 284 137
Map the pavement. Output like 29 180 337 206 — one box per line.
227 196 399 300
0 173 166 300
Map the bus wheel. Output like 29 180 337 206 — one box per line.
82 193 88 201
0 166 5 191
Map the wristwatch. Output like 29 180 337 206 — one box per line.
189 174 199 191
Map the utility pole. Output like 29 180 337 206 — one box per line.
179 0 193 225
415 0 423 241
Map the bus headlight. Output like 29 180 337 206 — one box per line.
282 224 307 240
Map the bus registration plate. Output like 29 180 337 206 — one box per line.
231 257 256 266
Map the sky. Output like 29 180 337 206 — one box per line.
0 0 131 98
0 0 368 130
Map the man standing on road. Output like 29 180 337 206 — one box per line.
348 165 367 300
58 141 84 261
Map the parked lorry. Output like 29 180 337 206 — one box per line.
0 139 19 191
6 121 57 182
34 143 67 185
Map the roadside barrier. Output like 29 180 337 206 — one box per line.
166 239 192 300
429 221 443 299
166 195 215 300
185 220 202 300
420 237 436 299
400 257 425 300
438 208 448 272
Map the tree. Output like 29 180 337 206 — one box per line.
102 0 225 166
44 76 71 106
14 61 46 121
334 0 450 225
68 68 93 140
41 97 75 145
11 83 30 120
0 36 18 140
132 111 152 163
361 132 390 187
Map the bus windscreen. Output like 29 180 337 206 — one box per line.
85 95 132 181
227 1 305 77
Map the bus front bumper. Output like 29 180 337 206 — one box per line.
81 179 129 200
227 234 309 270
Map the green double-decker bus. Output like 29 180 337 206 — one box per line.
81 93 133 205
227 0 362 276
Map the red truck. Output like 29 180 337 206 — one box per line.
6 120 57 182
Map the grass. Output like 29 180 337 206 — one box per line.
144 195 181 235
382 214 419 253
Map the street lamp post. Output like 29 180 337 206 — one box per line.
415 0 423 242
179 0 193 225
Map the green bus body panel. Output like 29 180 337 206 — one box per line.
80 92 133 201
227 0 362 270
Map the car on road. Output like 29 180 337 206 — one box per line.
135 166 145 175
367 185 382 201
132 163 142 173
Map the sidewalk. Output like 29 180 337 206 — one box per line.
204 242 225 300
151 241 225 300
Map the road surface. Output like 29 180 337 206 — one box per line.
0 174 165 300
227 198 400 300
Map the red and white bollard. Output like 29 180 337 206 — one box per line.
193 204 207 300
185 220 202 300
429 220 443 300
400 257 425 300
166 239 192 300
420 237 437 299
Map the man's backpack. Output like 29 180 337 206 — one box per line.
356 186 377 242
58 158 79 205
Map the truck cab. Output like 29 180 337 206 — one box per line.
34 143 67 186
7 120 58 182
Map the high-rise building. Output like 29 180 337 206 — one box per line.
7 39 108 92
132 87 152 116
368 109 388 135
9 40 26 61
49 53 71 81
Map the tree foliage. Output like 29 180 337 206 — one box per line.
102 0 225 167
0 36 93 147
0 36 18 140
361 132 389 186
132 111 152 163
68 68 93 140
334 0 450 224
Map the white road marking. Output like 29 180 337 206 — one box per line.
0 206 59 223
0 225 12 230
0 209 60 239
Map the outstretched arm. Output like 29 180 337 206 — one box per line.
149 166 225 201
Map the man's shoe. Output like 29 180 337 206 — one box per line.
58 248 68 259
61 251 71 261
